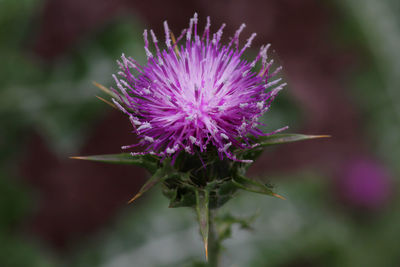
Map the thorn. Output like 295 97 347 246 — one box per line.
127 193 142 204
93 81 115 97
311 135 331 139
205 242 208 261
69 156 85 160
272 193 286 200
170 31 180 57
258 67 265 77
96 95 117 109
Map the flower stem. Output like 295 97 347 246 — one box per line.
207 210 221 267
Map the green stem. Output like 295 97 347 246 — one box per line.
208 210 221 267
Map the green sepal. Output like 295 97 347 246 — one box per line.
167 186 196 208
232 175 286 200
162 172 197 208
208 179 238 209
195 189 210 260
70 153 159 174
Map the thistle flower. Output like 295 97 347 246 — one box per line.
112 13 287 163
75 14 328 263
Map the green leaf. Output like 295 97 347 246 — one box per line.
195 189 210 260
257 133 330 147
70 153 158 173
232 175 286 200
238 133 330 161
127 168 166 204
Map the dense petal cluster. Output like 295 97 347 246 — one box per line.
112 13 286 162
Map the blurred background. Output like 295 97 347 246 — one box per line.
0 0 399 266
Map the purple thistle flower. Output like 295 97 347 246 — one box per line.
112 13 287 163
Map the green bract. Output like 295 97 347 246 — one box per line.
72 133 328 261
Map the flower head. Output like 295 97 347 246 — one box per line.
112 13 286 162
